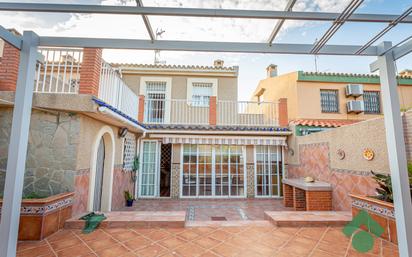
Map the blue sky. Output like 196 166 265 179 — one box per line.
0 0 411 100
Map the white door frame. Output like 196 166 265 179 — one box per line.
254 145 283 198
138 140 161 198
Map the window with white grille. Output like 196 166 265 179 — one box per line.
192 82 213 107
364 91 381 114
320 89 339 113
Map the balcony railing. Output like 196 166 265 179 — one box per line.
217 100 278 127
34 47 83 94
144 99 209 125
142 98 278 127
99 61 138 119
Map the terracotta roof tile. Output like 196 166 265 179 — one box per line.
291 119 361 128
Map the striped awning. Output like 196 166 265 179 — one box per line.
156 135 287 146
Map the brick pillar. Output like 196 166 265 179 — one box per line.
138 95 145 123
283 184 294 207
0 40 20 91
209 96 217 126
293 187 306 211
278 98 288 127
79 48 102 96
306 191 332 211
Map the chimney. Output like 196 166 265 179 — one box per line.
214 59 224 67
266 64 278 78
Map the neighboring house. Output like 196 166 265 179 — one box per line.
252 64 412 135
0 41 290 217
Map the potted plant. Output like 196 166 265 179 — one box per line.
124 190 135 207
349 168 412 244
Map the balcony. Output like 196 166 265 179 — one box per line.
141 98 279 127
32 47 280 128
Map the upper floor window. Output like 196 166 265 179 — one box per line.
187 78 217 107
364 91 381 114
320 89 339 113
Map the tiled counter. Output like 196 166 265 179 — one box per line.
282 178 332 211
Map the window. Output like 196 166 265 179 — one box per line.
364 91 381 114
187 78 217 107
192 82 213 107
320 89 339 113
140 77 172 123
255 146 283 197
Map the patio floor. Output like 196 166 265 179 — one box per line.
120 199 291 221
17 225 399 257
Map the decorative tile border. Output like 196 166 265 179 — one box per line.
171 164 180 199
0 197 74 216
186 205 249 221
246 164 255 198
352 198 395 219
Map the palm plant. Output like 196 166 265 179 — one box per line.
371 171 393 203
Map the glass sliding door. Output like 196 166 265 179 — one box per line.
255 146 283 197
139 141 159 197
181 144 245 198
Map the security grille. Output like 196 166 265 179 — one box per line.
320 89 339 113
122 133 136 171
364 91 381 114
192 82 213 107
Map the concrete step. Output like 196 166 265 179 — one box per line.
264 211 352 227
65 211 186 229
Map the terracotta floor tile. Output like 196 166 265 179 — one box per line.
177 230 201 241
123 236 153 251
198 251 219 257
95 244 131 257
145 230 172 241
208 230 232 241
211 243 241 257
76 229 111 242
16 245 54 257
259 235 288 248
49 236 83 251
192 236 222 250
174 242 206 257
55 243 93 257
309 249 343 257
297 227 327 240
110 230 140 242
315 240 348 256
46 230 76 243
86 237 118 252
247 241 277 256
135 244 167 257
158 237 187 250
17 240 48 252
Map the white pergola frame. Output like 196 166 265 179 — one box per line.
0 1 411 257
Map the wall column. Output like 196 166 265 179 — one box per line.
278 98 288 127
138 95 145 123
371 42 412 257
0 31 39 257
79 48 102 96
209 96 217 126
0 33 21 91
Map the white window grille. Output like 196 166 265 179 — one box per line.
122 133 136 171
320 89 339 113
364 91 381 114
192 82 213 107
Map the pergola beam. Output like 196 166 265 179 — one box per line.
38 36 378 56
135 0 155 42
0 25 22 49
0 2 412 23
393 37 412 60
267 0 297 45
356 6 412 54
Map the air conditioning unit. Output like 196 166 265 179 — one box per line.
347 100 365 114
346 84 364 97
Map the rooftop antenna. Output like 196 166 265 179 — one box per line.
154 28 166 65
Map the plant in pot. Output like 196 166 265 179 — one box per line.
124 190 135 207
371 171 393 203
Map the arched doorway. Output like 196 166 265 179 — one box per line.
88 126 115 212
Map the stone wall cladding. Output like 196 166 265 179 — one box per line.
288 143 377 211
111 167 134 210
171 164 180 199
246 164 254 198
0 108 80 197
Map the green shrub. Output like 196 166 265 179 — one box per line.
371 171 393 203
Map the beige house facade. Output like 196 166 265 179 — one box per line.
252 65 412 135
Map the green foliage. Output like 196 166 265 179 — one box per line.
124 190 134 201
371 171 393 203
132 156 140 172
23 192 48 199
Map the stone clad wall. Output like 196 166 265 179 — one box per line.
0 107 80 197
287 110 412 211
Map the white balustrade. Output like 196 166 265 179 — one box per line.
34 47 83 94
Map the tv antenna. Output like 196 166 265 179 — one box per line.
154 28 166 65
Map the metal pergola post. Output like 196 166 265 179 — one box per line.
370 42 412 257
0 31 39 257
